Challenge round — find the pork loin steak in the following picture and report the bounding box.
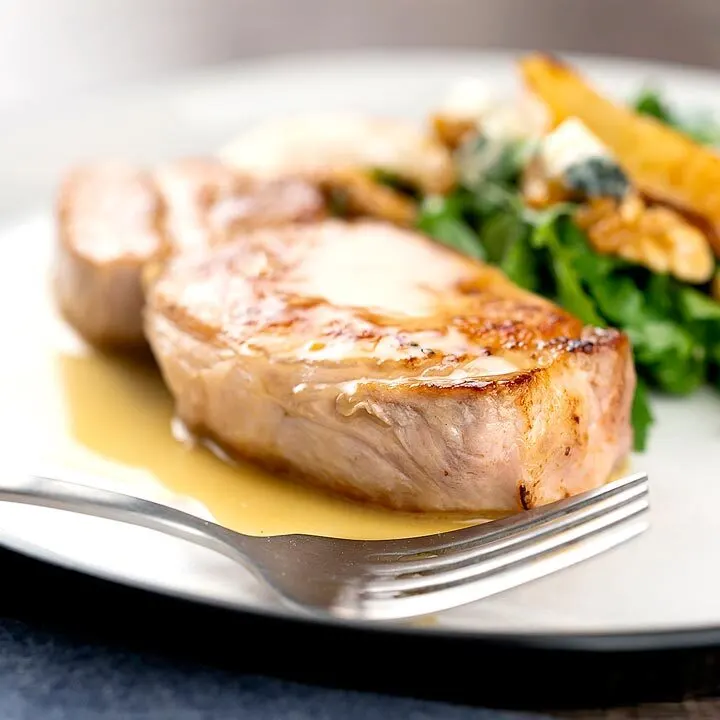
[144,219,635,513]
[54,159,326,348]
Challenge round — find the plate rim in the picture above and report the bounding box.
[3,46,720,651]
[7,45,720,136]
[4,528,720,653]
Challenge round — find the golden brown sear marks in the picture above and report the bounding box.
[145,220,634,513]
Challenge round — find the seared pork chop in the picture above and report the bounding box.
[144,220,634,513]
[55,159,325,348]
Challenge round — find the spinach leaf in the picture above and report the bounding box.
[627,320,706,395]
[472,180,524,217]
[529,213,607,326]
[633,88,674,124]
[582,270,646,328]
[417,195,485,260]
[679,286,720,322]
[499,231,541,292]
[710,343,720,390]
[678,286,720,391]
[631,378,654,452]
[478,211,526,264]
[644,273,676,318]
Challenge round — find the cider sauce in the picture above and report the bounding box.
[19,279,485,540]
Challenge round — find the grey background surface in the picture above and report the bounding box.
[2,0,720,119]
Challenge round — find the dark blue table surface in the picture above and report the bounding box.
[0,544,716,719]
[0,617,552,720]
[0,545,563,720]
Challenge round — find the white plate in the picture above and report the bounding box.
[0,49,719,650]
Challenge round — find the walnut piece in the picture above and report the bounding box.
[430,114,477,150]
[521,155,572,208]
[575,194,716,284]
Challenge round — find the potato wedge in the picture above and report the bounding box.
[520,54,720,256]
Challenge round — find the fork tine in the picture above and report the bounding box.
[364,491,649,594]
[353,511,648,620]
[368,472,649,561]
[339,493,649,620]
[369,474,649,576]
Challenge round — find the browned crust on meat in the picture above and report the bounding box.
[147,223,626,378]
[390,329,628,396]
[353,327,632,511]
[518,483,532,510]
[146,220,634,513]
[150,220,586,355]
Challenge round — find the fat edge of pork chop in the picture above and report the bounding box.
[144,219,635,514]
[54,159,326,348]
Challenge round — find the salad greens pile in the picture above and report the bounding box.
[411,93,720,452]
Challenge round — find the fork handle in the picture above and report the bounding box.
[0,472,255,566]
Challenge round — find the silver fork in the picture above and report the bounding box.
[0,471,649,621]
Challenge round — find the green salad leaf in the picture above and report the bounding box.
[633,88,673,122]
[632,88,720,390]
[631,378,654,453]
[416,195,485,259]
